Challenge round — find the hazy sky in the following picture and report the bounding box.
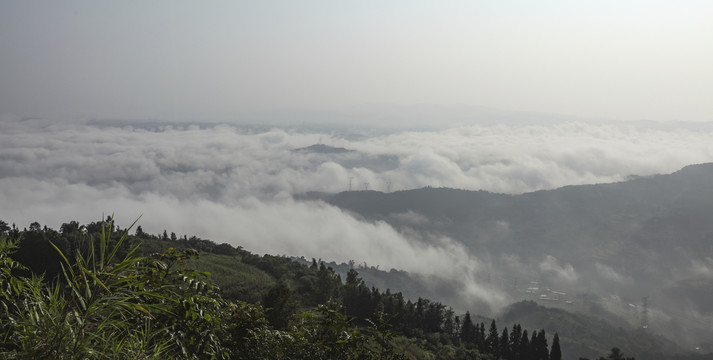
[2,1,712,123]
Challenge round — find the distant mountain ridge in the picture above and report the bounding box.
[299,162,713,351]
[292,144,354,154]
[321,162,713,279]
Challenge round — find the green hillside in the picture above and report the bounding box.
[1,217,710,359]
[309,163,713,350]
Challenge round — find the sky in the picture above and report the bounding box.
[2,1,713,312]
[1,1,712,123]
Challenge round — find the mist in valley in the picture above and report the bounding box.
[2,114,713,352]
[3,1,713,358]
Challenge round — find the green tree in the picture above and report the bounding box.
[443,308,456,341]
[423,300,444,333]
[510,324,522,360]
[599,347,635,360]
[476,322,486,352]
[262,282,297,330]
[29,221,41,231]
[314,262,341,305]
[135,225,146,237]
[486,319,500,357]
[13,222,65,279]
[500,327,510,360]
[460,311,476,345]
[59,221,82,235]
[550,332,562,360]
[519,329,531,360]
[344,268,373,321]
[536,329,549,360]
[0,220,12,235]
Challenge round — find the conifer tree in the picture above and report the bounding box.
[530,330,541,359]
[519,329,530,360]
[536,329,549,360]
[510,324,522,360]
[423,301,444,333]
[476,322,487,352]
[454,315,461,344]
[486,319,500,357]
[460,311,476,344]
[500,327,510,360]
[443,308,455,339]
[601,347,635,360]
[416,298,425,330]
[550,333,562,360]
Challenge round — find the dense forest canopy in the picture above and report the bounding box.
[0,217,708,360]
[0,216,664,359]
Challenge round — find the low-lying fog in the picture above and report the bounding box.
[2,114,713,329]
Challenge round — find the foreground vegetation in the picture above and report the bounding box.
[0,217,641,359]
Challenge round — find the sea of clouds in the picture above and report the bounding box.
[2,113,712,311]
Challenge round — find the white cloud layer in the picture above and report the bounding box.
[2,115,713,311]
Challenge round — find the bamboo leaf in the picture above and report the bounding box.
[83,267,110,294]
[107,215,141,266]
[133,304,156,319]
[48,240,73,274]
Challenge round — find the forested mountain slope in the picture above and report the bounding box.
[323,163,713,280]
[300,163,713,351]
[2,218,708,359]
